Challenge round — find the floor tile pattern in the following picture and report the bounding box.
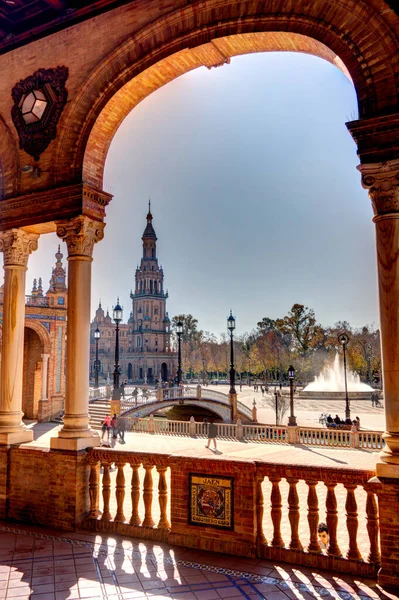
[0,525,397,600]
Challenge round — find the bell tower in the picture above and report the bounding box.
[129,202,174,382]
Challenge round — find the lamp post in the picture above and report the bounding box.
[288,365,297,426]
[202,357,205,385]
[338,333,350,420]
[112,299,123,401]
[94,326,100,389]
[227,311,236,395]
[176,320,183,385]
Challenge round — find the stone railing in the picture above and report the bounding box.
[84,449,379,577]
[120,417,383,450]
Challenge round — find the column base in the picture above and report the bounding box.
[0,429,34,446]
[288,416,297,426]
[50,431,100,451]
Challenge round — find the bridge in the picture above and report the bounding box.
[89,385,253,426]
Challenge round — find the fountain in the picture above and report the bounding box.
[299,354,374,401]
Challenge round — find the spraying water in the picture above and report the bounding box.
[303,354,373,392]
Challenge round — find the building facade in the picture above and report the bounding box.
[90,206,176,384]
[0,247,67,421]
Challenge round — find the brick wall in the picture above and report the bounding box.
[7,447,90,531]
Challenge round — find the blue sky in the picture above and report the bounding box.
[26,51,378,337]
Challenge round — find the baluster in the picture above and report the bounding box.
[114,462,126,523]
[306,480,321,553]
[101,461,112,522]
[269,476,284,547]
[143,463,155,527]
[130,463,141,525]
[364,485,381,564]
[88,460,102,518]
[287,478,303,550]
[256,476,267,545]
[344,484,362,559]
[325,483,341,556]
[157,466,171,529]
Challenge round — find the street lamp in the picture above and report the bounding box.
[176,320,183,385]
[227,311,236,395]
[94,326,100,389]
[112,299,123,400]
[288,365,297,426]
[338,333,350,420]
[202,357,205,385]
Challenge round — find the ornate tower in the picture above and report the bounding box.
[129,202,174,382]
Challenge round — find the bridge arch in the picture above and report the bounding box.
[123,399,231,421]
[51,0,399,190]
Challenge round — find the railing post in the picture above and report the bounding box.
[142,463,155,527]
[364,484,381,565]
[325,483,341,556]
[148,414,155,433]
[269,476,284,547]
[129,463,141,526]
[236,418,243,441]
[101,461,112,522]
[351,429,359,448]
[88,459,101,518]
[189,416,196,437]
[306,480,321,553]
[287,478,303,550]
[157,387,163,401]
[287,426,299,444]
[344,484,362,560]
[157,466,171,529]
[196,385,202,399]
[114,461,126,523]
[256,475,267,545]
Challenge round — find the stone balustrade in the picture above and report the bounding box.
[119,417,383,450]
[84,449,379,577]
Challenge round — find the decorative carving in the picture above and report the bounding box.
[56,216,105,258]
[0,229,38,267]
[359,159,399,218]
[11,67,69,161]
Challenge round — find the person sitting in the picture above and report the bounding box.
[355,416,361,428]
[318,522,329,551]
[326,414,333,424]
[345,417,352,425]
[334,414,341,425]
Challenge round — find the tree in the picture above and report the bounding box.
[265,390,290,425]
[171,314,201,343]
[275,304,325,356]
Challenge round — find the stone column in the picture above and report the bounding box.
[51,216,105,451]
[40,353,50,401]
[0,229,39,444]
[360,159,399,477]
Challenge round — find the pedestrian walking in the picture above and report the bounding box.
[205,419,218,450]
[120,382,125,398]
[101,415,111,444]
[118,416,126,442]
[111,413,118,439]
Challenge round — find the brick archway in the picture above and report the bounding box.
[51,0,399,190]
[24,320,51,355]
[0,115,20,200]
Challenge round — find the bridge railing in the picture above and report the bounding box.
[243,424,288,443]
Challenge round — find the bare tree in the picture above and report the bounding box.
[265,389,290,425]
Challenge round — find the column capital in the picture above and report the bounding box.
[0,229,39,267]
[56,216,105,258]
[358,159,399,218]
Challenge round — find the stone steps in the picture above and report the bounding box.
[89,400,111,429]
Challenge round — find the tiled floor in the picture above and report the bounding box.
[0,524,397,600]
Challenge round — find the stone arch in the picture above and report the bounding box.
[24,320,51,354]
[52,0,399,190]
[23,327,43,420]
[124,399,231,421]
[0,115,20,200]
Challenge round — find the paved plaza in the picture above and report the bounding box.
[0,523,398,600]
